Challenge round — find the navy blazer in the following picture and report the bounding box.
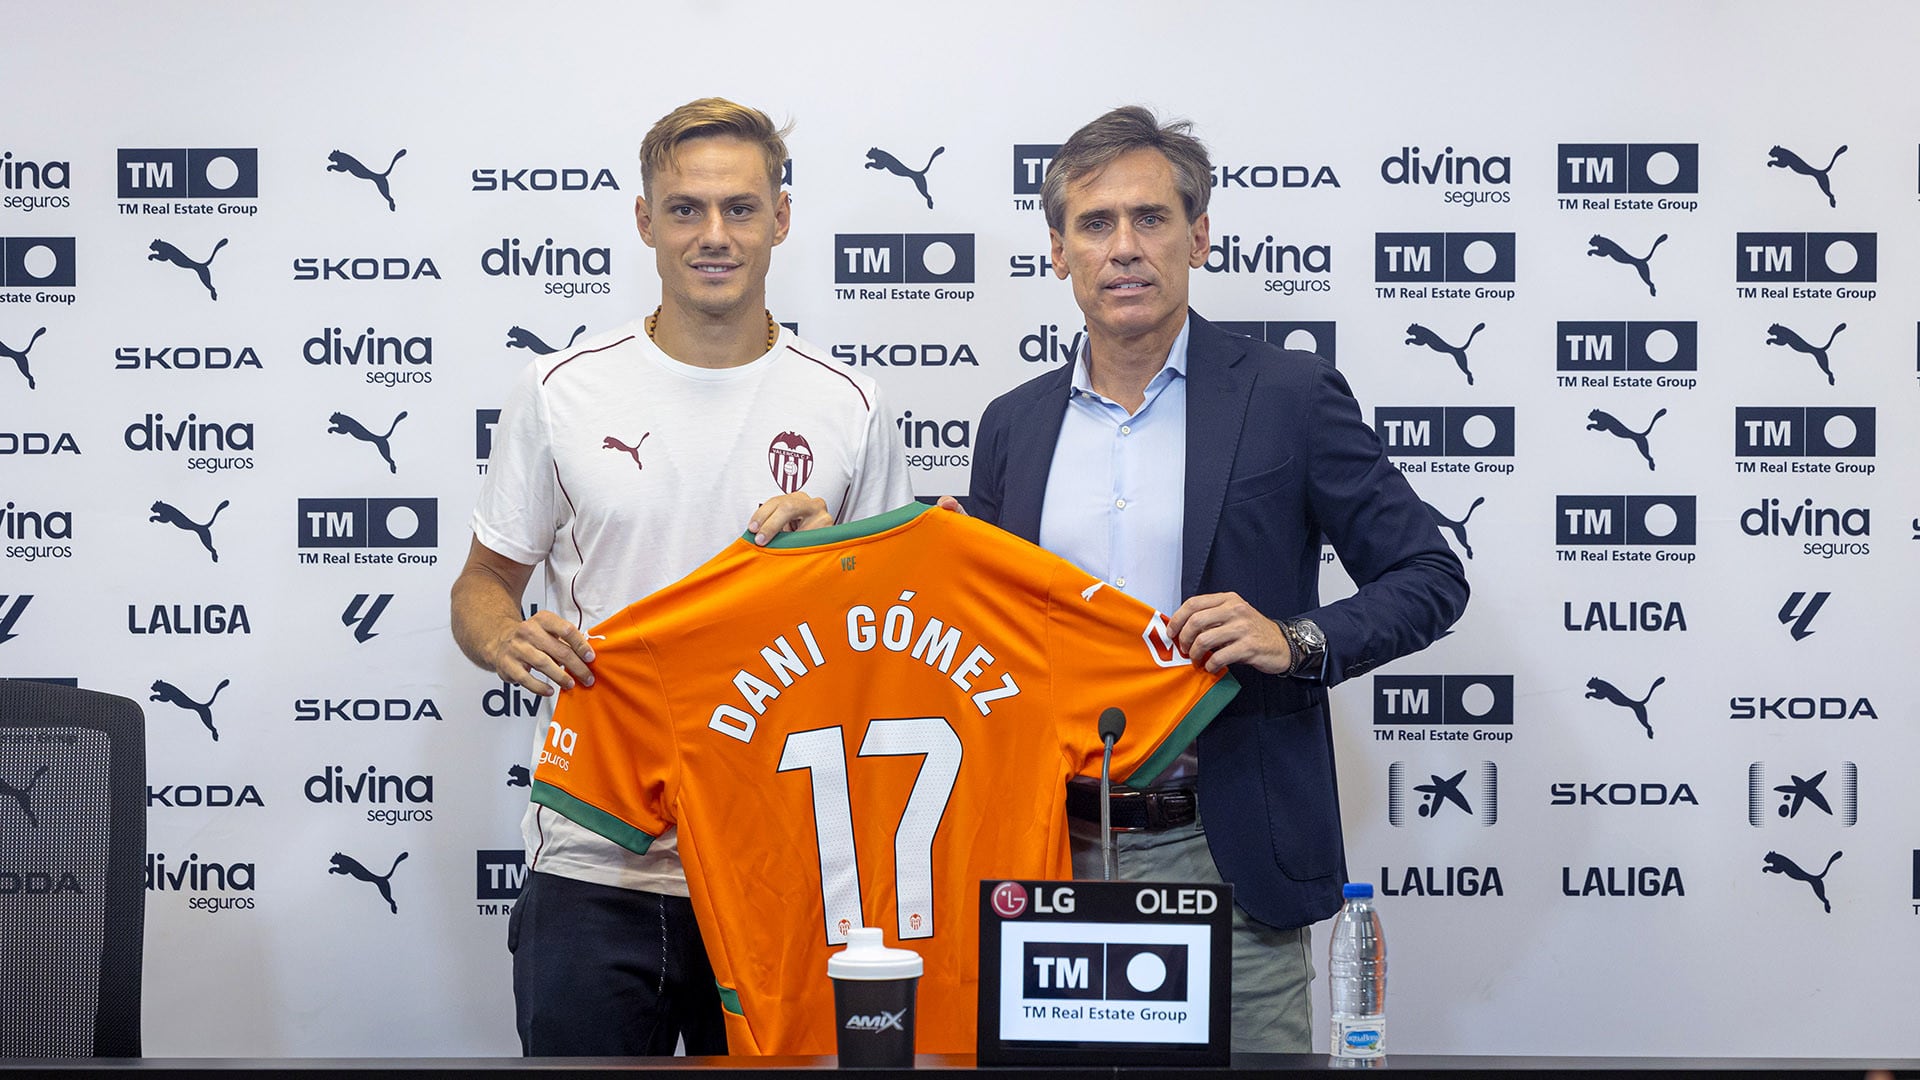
[969,311,1469,929]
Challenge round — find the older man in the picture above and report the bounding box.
[968,106,1467,1051]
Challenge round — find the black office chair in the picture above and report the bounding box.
[0,679,146,1057]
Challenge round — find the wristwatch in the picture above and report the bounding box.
[1278,617,1326,678]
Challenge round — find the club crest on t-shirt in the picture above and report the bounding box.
[769,431,813,493]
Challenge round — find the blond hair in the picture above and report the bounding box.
[639,97,790,197]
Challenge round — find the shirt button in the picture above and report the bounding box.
[1115,577,1128,588]
[1120,425,1132,435]
[1115,498,1127,510]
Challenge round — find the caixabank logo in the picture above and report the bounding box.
[1735,233,1877,301]
[1376,406,1516,478]
[1555,321,1698,390]
[123,411,254,474]
[296,497,438,567]
[1733,407,1876,476]
[1202,233,1332,297]
[3,150,71,213]
[146,851,257,913]
[1010,144,1060,209]
[1374,232,1515,301]
[1387,760,1497,826]
[1748,761,1857,827]
[1556,143,1700,210]
[1214,321,1337,364]
[117,148,259,213]
[1373,675,1514,745]
[305,326,432,388]
[833,233,976,301]
[1379,144,1510,206]
[1,236,76,305]
[4,501,72,563]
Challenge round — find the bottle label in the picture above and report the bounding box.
[1331,1015,1385,1058]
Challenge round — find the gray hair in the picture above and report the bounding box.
[1041,106,1212,233]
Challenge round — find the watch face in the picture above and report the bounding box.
[1296,620,1325,649]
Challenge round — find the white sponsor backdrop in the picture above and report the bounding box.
[3,0,1917,1059]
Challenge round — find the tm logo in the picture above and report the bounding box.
[1558,143,1699,193]
[1778,591,1830,641]
[1374,232,1514,282]
[834,233,975,284]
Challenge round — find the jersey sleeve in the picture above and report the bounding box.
[470,359,559,566]
[529,631,678,855]
[840,378,916,520]
[1045,563,1240,785]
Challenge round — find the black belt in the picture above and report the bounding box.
[1065,777,1197,833]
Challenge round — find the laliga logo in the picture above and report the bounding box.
[990,881,1028,918]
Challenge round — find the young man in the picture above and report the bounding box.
[451,98,913,1056]
[967,106,1468,1051]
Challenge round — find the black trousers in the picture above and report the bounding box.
[508,870,728,1056]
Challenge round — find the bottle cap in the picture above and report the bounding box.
[1342,882,1375,899]
[827,927,924,981]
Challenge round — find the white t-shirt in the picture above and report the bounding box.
[472,320,914,894]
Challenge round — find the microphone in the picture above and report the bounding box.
[1097,708,1126,882]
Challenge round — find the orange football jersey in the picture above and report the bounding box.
[531,503,1238,1055]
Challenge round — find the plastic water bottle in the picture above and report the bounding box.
[1328,882,1386,1066]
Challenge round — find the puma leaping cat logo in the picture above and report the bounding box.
[2,326,46,389]
[506,764,531,788]
[1587,233,1666,296]
[328,411,407,473]
[150,499,230,562]
[1404,322,1483,385]
[148,238,228,300]
[0,765,49,827]
[602,433,650,471]
[1765,322,1845,386]
[1585,676,1664,739]
[1763,850,1841,913]
[327,148,407,211]
[505,324,587,355]
[1424,496,1485,559]
[329,851,409,913]
[1767,144,1846,208]
[150,677,230,742]
[1587,408,1666,471]
[865,146,945,209]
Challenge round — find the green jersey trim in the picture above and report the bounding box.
[530,782,655,855]
[1122,672,1241,786]
[743,501,930,550]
